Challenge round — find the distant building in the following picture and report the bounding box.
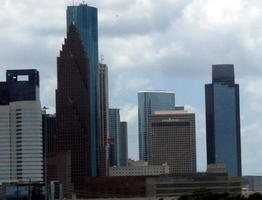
[146,173,241,197]
[109,163,170,176]
[109,108,121,166]
[42,113,56,154]
[205,64,241,177]
[99,63,109,176]
[108,137,116,167]
[67,4,100,176]
[120,121,128,166]
[0,69,43,183]
[243,176,262,192]
[148,109,196,174]
[138,90,175,161]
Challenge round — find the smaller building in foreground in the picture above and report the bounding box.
[146,165,241,197]
[109,163,170,176]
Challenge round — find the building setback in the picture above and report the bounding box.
[138,91,175,161]
[120,121,128,166]
[205,64,241,177]
[148,110,196,174]
[55,24,91,192]
[109,108,120,166]
[98,63,109,176]
[0,69,43,183]
[67,4,100,176]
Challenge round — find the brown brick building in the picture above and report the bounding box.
[148,110,196,174]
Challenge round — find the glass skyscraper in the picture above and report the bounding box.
[67,4,99,176]
[205,64,241,177]
[138,90,175,161]
[109,108,121,166]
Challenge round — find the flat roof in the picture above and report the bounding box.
[138,90,174,94]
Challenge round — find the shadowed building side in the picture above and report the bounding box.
[55,24,91,192]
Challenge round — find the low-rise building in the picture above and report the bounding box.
[109,163,170,176]
[146,172,241,197]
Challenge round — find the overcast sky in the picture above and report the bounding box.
[1,0,262,175]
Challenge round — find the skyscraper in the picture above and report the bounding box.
[0,69,43,183]
[67,4,100,176]
[120,121,128,166]
[138,90,175,161]
[109,108,120,166]
[148,110,196,173]
[56,24,91,190]
[205,64,241,177]
[99,63,109,176]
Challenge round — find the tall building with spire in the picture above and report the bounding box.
[205,64,241,177]
[56,24,91,190]
[67,4,100,176]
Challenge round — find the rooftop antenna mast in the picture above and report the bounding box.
[100,55,104,64]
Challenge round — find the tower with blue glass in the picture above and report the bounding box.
[205,64,241,177]
[67,4,100,176]
[138,90,175,161]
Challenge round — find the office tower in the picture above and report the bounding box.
[138,90,175,161]
[148,110,196,174]
[205,64,241,177]
[56,24,91,190]
[0,69,43,183]
[99,63,109,176]
[42,112,56,154]
[67,4,100,176]
[108,137,116,167]
[119,122,128,166]
[109,108,120,166]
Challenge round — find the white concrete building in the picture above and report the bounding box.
[0,70,43,183]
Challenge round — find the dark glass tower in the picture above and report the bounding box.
[119,121,128,166]
[56,24,91,190]
[67,4,99,176]
[109,108,120,166]
[205,64,241,177]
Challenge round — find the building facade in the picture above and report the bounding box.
[146,173,241,197]
[42,113,56,154]
[67,4,100,176]
[98,63,109,176]
[55,25,92,191]
[120,121,128,166]
[205,64,241,177]
[0,69,43,183]
[109,163,170,176]
[148,110,196,174]
[138,91,175,161]
[109,108,121,166]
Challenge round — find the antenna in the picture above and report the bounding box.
[100,55,104,64]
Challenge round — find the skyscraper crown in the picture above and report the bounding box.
[212,64,235,84]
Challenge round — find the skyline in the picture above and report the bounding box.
[1,0,262,175]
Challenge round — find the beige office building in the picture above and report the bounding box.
[148,109,196,174]
[109,162,170,176]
